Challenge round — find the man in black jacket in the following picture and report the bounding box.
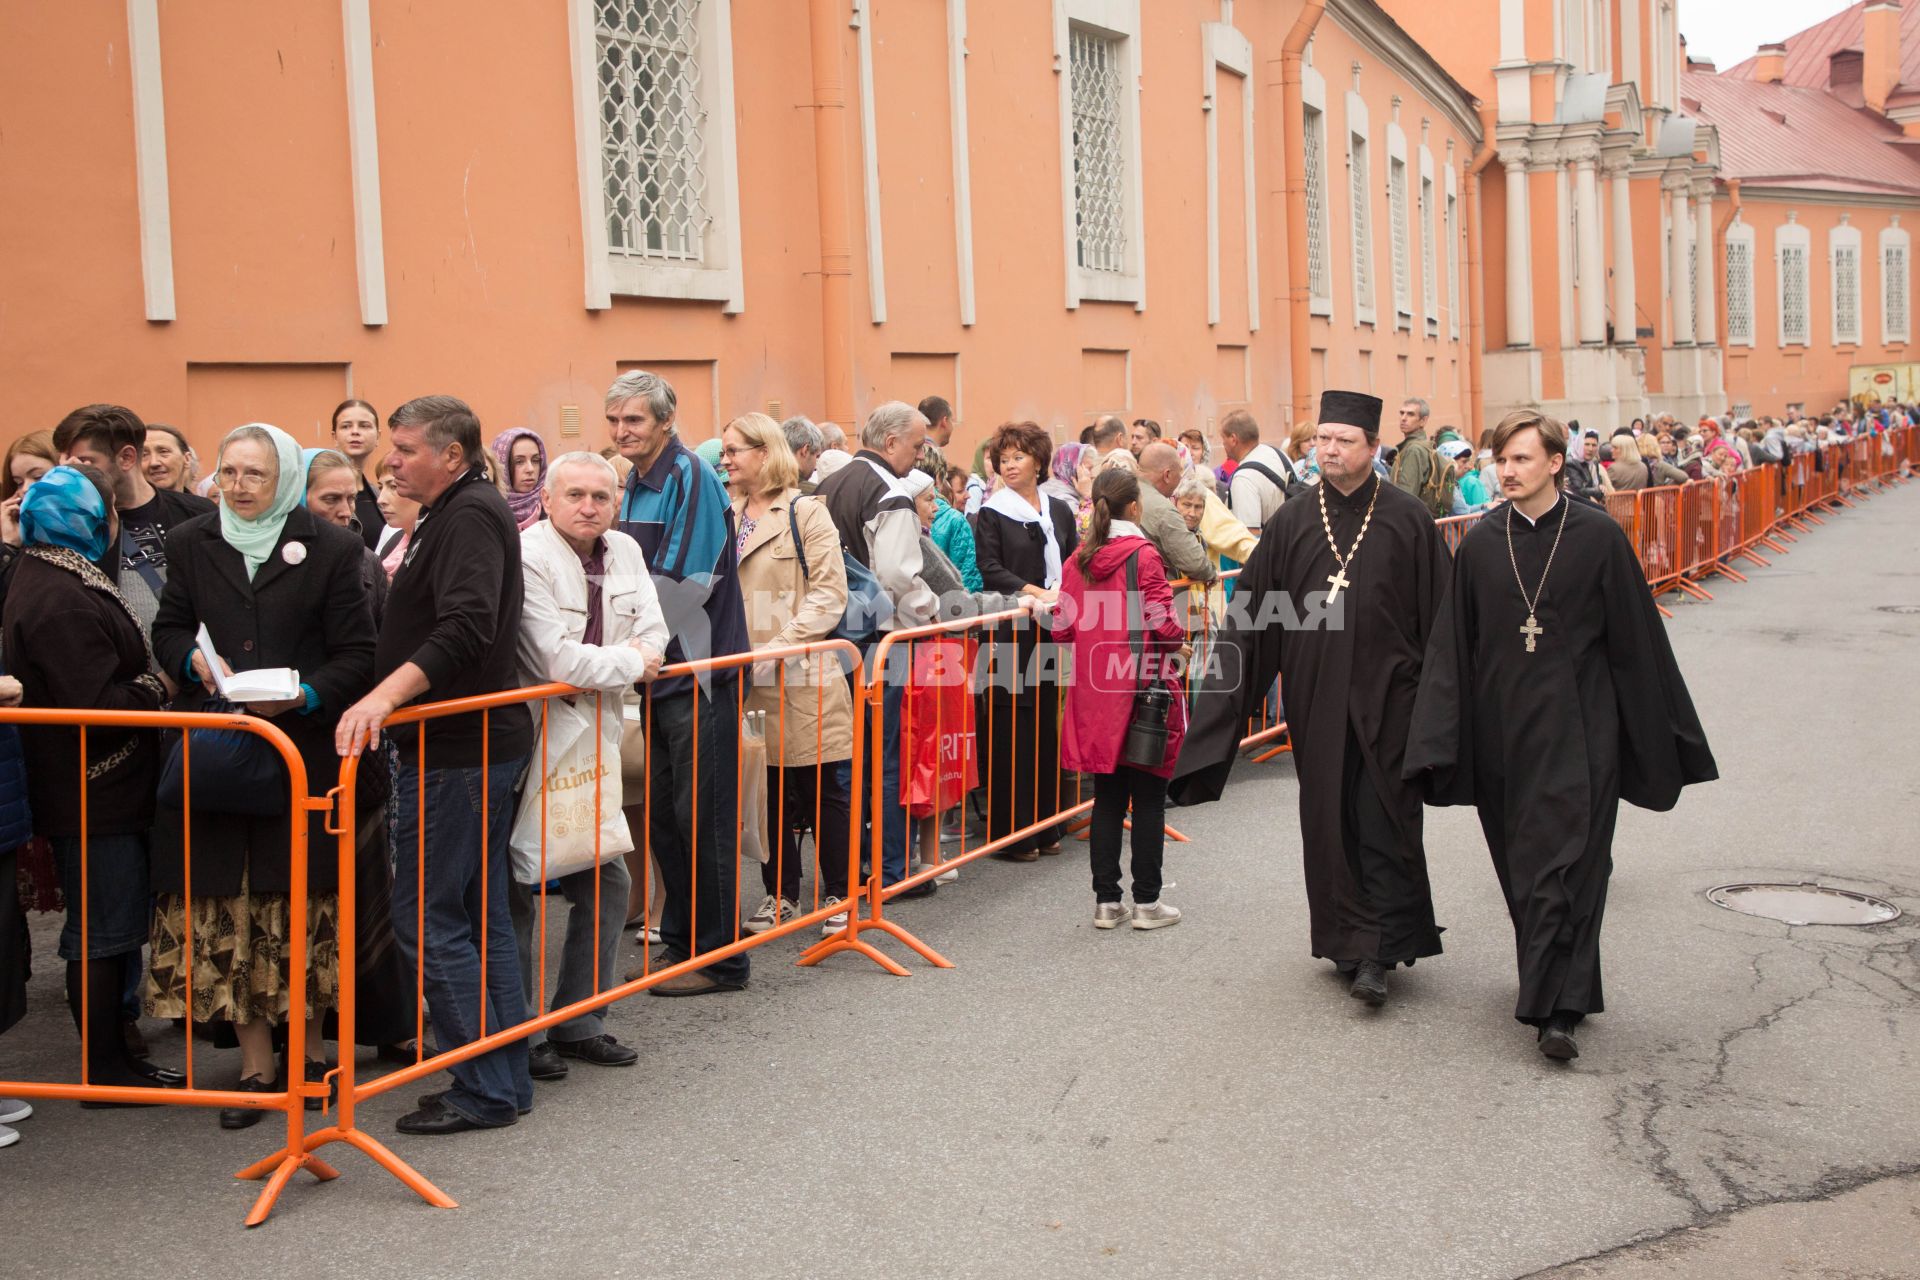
[336,395,535,1136]
[53,403,214,634]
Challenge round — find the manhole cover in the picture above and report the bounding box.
[1706,882,1902,926]
[1878,605,1920,615]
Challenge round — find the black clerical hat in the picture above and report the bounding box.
[1318,390,1383,436]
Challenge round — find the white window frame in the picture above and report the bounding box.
[1419,144,1438,337]
[1444,161,1460,340]
[1302,61,1333,318]
[567,0,745,312]
[1776,219,1811,348]
[1882,220,1911,344]
[1346,90,1377,327]
[1054,0,1146,310]
[1386,121,1411,329]
[1202,16,1258,330]
[1830,221,1863,346]
[1724,218,1755,347]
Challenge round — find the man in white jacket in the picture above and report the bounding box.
[512,451,667,1082]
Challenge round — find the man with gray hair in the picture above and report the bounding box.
[1089,414,1127,458]
[815,401,940,902]
[511,451,667,1079]
[606,369,752,994]
[1388,396,1452,518]
[781,415,824,494]
[1135,442,1216,585]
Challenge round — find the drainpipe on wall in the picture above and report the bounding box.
[1464,101,1497,439]
[1280,0,1327,433]
[1716,177,1742,236]
[809,0,857,426]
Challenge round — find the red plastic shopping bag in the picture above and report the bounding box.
[901,637,978,818]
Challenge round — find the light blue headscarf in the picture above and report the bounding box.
[217,423,306,579]
[18,465,112,562]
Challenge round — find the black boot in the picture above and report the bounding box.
[1348,958,1389,1006]
[1538,1011,1581,1062]
[67,957,178,1104]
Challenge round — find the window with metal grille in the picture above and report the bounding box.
[1420,174,1437,335]
[1445,189,1459,339]
[1724,235,1754,345]
[1886,241,1910,341]
[1070,29,1128,275]
[1834,244,1861,344]
[1350,133,1373,321]
[1389,157,1410,325]
[1780,244,1809,345]
[1304,105,1331,308]
[597,0,708,262]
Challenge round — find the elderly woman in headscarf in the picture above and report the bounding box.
[1041,441,1097,523]
[145,423,375,1130]
[2,464,184,1096]
[1558,429,1612,503]
[491,428,548,531]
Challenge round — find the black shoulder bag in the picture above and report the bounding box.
[1119,552,1172,770]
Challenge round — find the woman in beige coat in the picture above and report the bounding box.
[721,413,856,936]
[1607,434,1690,490]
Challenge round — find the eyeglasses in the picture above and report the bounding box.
[719,444,764,461]
[215,468,274,493]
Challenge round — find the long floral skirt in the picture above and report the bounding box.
[143,870,339,1028]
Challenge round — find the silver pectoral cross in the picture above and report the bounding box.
[1326,567,1351,603]
[1520,613,1543,653]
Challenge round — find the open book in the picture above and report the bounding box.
[196,623,301,703]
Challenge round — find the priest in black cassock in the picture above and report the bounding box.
[1172,390,1450,1006]
[1404,410,1716,1062]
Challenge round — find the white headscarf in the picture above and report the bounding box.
[984,486,1063,589]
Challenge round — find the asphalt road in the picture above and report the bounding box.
[4,481,1917,1279]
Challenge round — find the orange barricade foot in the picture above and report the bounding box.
[1252,742,1294,764]
[1676,580,1713,602]
[1162,821,1190,843]
[796,924,912,976]
[855,915,955,969]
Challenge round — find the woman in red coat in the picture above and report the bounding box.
[1056,469,1189,930]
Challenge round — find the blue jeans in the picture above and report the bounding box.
[50,833,150,962]
[391,759,533,1127]
[647,680,749,985]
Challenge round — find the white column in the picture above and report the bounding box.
[1693,180,1716,345]
[1573,143,1606,344]
[1606,150,1636,343]
[1667,174,1694,345]
[1501,145,1534,347]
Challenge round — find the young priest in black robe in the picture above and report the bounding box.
[1404,410,1716,1062]
[1172,391,1451,1006]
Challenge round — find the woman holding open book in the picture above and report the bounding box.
[147,423,375,1130]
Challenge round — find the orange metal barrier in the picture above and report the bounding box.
[0,707,329,1225]
[239,640,871,1220]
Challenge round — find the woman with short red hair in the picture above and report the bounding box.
[973,421,1079,861]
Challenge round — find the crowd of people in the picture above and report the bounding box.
[3,371,1879,1148]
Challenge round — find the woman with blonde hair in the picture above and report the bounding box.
[719,412,856,936]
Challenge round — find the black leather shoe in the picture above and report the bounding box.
[124,1056,187,1088]
[417,1089,531,1118]
[552,1034,638,1067]
[1539,1013,1580,1061]
[893,878,939,900]
[395,1098,511,1135]
[527,1041,569,1081]
[1348,959,1389,1006]
[219,1074,279,1130]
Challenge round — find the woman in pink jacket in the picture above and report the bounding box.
[1056,469,1189,930]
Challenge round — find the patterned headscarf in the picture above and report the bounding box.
[18,465,112,562]
[491,428,548,530]
[1050,442,1087,488]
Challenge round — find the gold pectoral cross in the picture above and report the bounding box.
[1520,613,1543,653]
[1326,567,1351,602]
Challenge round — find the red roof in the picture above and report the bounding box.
[1683,68,1920,196]
[1723,1,1920,90]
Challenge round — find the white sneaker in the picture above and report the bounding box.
[1131,900,1182,930]
[0,1099,30,1124]
[0,1123,16,1149]
[820,896,849,937]
[744,895,795,934]
[934,864,959,884]
[1093,902,1133,929]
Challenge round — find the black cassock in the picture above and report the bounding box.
[1172,473,1450,967]
[1404,493,1717,1024]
